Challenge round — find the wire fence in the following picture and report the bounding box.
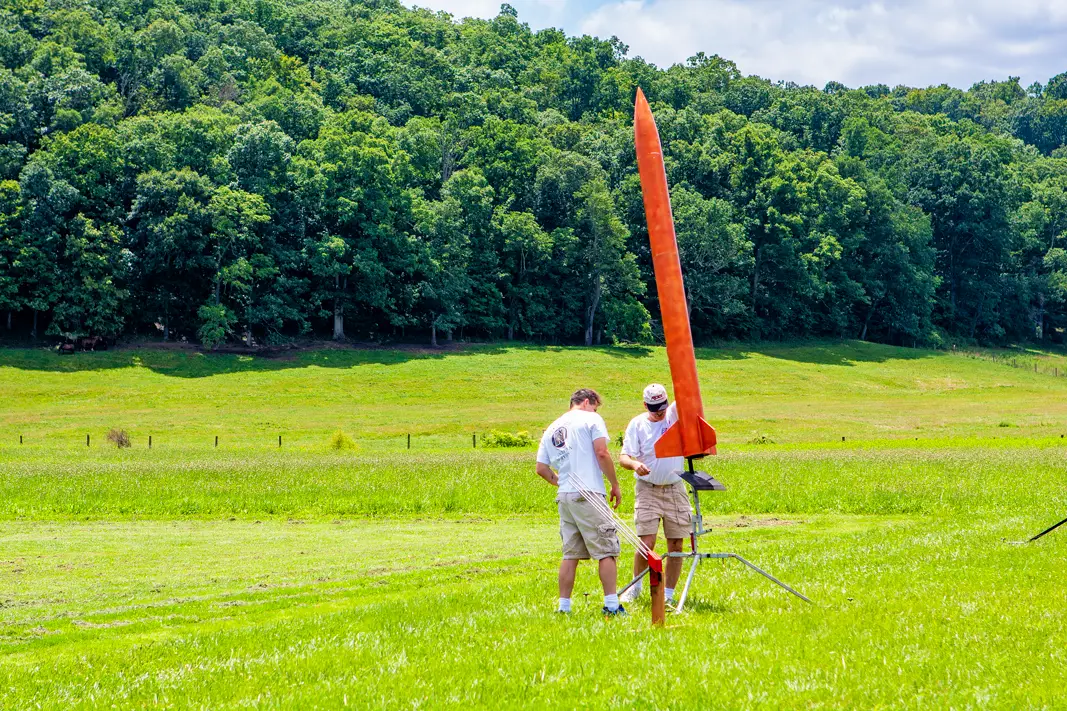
[3,431,533,451]
[950,346,1067,379]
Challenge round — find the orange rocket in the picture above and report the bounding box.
[634,88,717,460]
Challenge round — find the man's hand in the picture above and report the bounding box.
[633,462,651,477]
[593,437,622,510]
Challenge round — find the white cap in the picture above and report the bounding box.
[643,383,669,409]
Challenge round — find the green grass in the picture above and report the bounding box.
[2,446,1066,520]
[3,341,1067,708]
[4,340,1067,448]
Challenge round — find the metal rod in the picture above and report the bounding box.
[1029,516,1067,542]
[727,554,812,603]
[617,567,650,596]
[675,555,700,612]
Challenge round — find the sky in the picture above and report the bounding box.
[405,0,1067,90]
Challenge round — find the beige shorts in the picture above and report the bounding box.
[557,492,621,560]
[634,480,692,539]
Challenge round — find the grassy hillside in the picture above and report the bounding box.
[2,340,1067,449]
[4,341,1067,709]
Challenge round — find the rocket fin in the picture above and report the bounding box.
[699,416,718,456]
[654,417,719,458]
[654,422,684,459]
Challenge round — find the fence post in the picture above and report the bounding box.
[473,433,477,448]
[86,434,90,447]
[149,435,152,448]
[407,434,411,449]
[215,435,218,448]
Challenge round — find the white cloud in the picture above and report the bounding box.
[580,0,1067,88]
[407,0,572,28]
[408,0,1067,88]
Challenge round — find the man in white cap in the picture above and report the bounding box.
[618,383,691,604]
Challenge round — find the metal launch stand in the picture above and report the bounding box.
[619,458,811,611]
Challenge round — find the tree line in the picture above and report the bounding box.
[0,0,1065,348]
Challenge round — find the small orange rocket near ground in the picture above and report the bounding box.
[634,87,717,460]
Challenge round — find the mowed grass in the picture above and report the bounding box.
[3,341,1067,708]
[3,513,1067,708]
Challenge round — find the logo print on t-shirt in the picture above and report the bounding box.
[551,427,567,449]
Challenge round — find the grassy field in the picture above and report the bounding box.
[3,340,1067,448]
[3,341,1067,709]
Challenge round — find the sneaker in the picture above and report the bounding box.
[602,604,627,616]
[620,586,640,604]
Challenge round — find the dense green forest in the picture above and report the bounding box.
[0,0,1066,347]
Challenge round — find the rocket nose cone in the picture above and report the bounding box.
[635,87,648,111]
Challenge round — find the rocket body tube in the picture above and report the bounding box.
[634,88,716,459]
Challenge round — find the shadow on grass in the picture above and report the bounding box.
[681,598,731,615]
[0,338,941,378]
[0,341,658,377]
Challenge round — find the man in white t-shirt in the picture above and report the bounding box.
[618,383,692,604]
[536,388,625,615]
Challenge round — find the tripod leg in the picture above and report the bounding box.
[675,556,700,613]
[1029,516,1067,542]
[729,554,812,603]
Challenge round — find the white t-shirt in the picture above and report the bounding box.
[537,409,610,494]
[621,403,684,485]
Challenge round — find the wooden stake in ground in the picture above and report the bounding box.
[648,552,665,625]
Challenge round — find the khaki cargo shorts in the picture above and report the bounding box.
[557,492,621,560]
[634,480,692,539]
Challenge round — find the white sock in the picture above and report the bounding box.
[604,593,620,611]
[558,598,572,613]
[665,588,675,601]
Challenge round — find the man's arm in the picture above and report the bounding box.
[620,421,650,476]
[619,453,651,477]
[536,462,558,487]
[593,437,622,509]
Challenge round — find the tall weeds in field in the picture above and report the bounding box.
[106,429,131,448]
[481,431,535,448]
[328,431,357,450]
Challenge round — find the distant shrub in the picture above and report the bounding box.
[748,433,775,445]
[328,430,358,450]
[482,430,535,448]
[107,429,131,448]
[615,433,624,447]
[998,421,1014,428]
